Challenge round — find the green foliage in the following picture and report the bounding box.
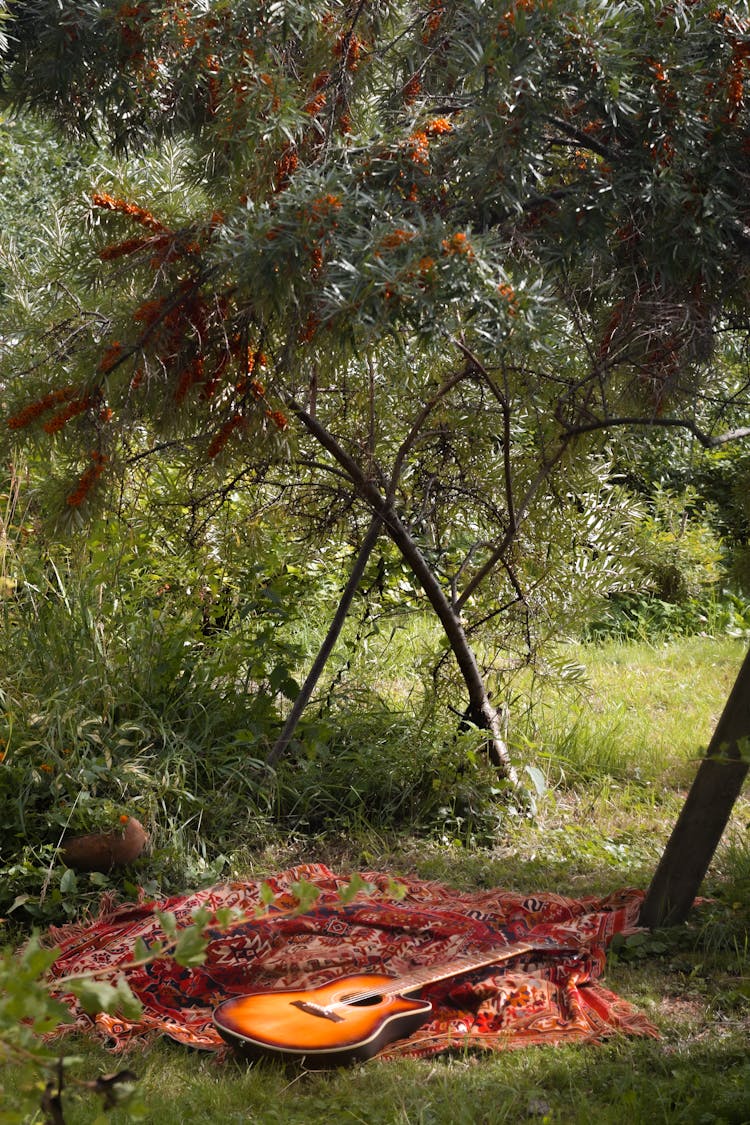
[0,8,748,1110]
[580,482,750,641]
[0,112,97,301]
[587,587,750,643]
[628,487,723,602]
[1,0,749,630]
[0,462,328,922]
[0,875,390,1124]
[4,0,749,374]
[276,701,513,842]
[514,635,747,791]
[0,932,144,1123]
[1,633,748,1121]
[0,448,548,921]
[0,902,227,1121]
[2,1,750,811]
[4,841,749,1125]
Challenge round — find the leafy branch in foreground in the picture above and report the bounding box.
[1,901,245,1122]
[0,873,402,1123]
[0,913,220,1125]
[0,931,145,1123]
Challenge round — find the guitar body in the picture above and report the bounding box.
[213,973,432,1066]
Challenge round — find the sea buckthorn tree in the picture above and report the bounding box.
[1,0,750,811]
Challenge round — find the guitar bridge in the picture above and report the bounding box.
[291,999,344,1022]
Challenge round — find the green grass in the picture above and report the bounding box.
[519,635,746,788]
[3,635,750,1123]
[5,1034,749,1125]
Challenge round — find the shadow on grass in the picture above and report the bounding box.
[35,1020,750,1125]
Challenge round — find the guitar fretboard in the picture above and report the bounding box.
[322,940,584,1011]
[381,940,536,1000]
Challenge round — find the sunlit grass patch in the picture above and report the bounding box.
[517,636,746,788]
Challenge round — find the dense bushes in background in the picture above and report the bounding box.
[1,441,747,926]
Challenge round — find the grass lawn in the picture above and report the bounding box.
[3,637,749,1123]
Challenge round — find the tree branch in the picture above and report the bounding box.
[560,414,750,448]
[266,513,383,768]
[447,340,570,613]
[543,114,615,161]
[387,361,474,499]
[283,393,518,781]
[455,439,570,611]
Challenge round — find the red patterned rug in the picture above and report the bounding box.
[44,864,658,1059]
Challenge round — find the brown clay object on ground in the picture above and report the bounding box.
[61,817,149,873]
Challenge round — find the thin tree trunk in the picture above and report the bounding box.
[287,398,519,784]
[639,646,750,927]
[265,515,382,768]
[380,505,519,784]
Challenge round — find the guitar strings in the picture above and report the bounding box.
[320,941,581,1012]
[318,944,540,1011]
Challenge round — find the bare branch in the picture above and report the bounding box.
[543,114,615,161]
[283,393,518,781]
[387,361,474,500]
[560,414,750,448]
[456,439,570,611]
[266,513,383,768]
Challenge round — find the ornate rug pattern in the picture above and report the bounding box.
[45,863,658,1059]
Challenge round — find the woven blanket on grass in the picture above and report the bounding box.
[45,863,657,1059]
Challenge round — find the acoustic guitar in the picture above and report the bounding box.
[213,939,577,1066]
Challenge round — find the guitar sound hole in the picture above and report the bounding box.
[344,993,383,1007]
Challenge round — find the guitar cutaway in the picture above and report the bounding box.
[213,973,432,1066]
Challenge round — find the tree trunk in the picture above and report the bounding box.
[639,645,750,928]
[265,515,382,768]
[380,506,519,785]
[288,400,519,783]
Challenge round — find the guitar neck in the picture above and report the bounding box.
[381,940,538,1000]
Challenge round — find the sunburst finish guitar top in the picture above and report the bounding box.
[213,939,574,1066]
[213,973,432,1065]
